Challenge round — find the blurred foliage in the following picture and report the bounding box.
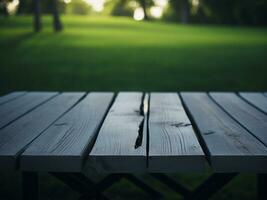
[0,0,11,16]
[14,0,66,14]
[200,0,267,25]
[110,0,153,18]
[111,0,133,17]
[1,0,266,25]
[65,0,91,15]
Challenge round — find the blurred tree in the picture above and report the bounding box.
[139,0,148,20]
[1,0,266,26]
[201,0,267,25]
[33,0,41,32]
[111,0,133,16]
[252,0,267,25]
[52,0,62,31]
[29,0,63,32]
[68,0,91,15]
[140,0,154,20]
[0,0,9,16]
[111,0,154,19]
[169,0,190,24]
[17,0,33,14]
[190,0,206,23]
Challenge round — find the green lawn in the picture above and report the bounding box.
[0,15,266,199]
[0,15,267,94]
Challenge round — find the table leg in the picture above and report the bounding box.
[22,172,39,200]
[258,174,267,200]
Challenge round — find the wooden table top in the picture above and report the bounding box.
[0,91,266,173]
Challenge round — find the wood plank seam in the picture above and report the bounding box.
[178,92,212,165]
[79,92,116,169]
[0,92,59,130]
[21,92,114,172]
[17,92,87,169]
[208,92,267,148]
[146,93,150,168]
[181,92,267,172]
[238,93,267,115]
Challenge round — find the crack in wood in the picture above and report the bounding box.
[203,130,215,135]
[54,122,68,126]
[171,122,191,128]
[135,119,144,149]
[139,101,144,116]
[135,93,146,149]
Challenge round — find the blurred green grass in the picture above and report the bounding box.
[0,15,266,199]
[0,15,267,93]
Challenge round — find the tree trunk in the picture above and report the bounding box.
[52,0,62,32]
[140,0,148,20]
[180,0,189,24]
[33,0,41,32]
[2,0,9,17]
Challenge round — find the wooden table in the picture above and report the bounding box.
[0,91,266,199]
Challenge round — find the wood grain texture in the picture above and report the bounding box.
[181,92,267,172]
[0,92,26,105]
[239,92,267,114]
[0,93,84,171]
[210,92,267,147]
[21,93,114,172]
[87,92,147,173]
[0,92,57,129]
[148,93,205,172]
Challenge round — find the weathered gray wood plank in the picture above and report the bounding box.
[0,92,84,171]
[0,92,57,129]
[148,93,205,172]
[181,92,267,172]
[21,93,114,172]
[0,92,26,105]
[210,92,267,147]
[239,92,267,114]
[87,92,147,173]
